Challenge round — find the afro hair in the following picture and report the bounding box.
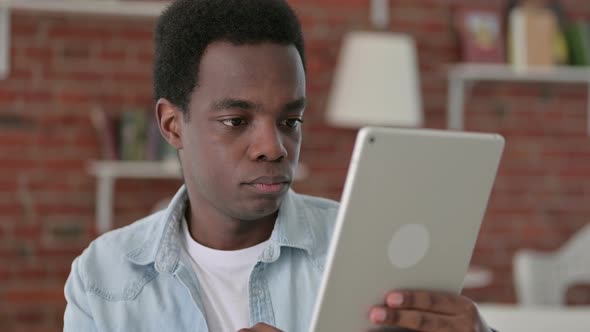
[153,0,306,114]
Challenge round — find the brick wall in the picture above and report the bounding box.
[1,0,590,331]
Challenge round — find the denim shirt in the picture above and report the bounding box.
[64,185,339,332]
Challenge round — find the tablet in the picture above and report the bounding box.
[309,127,504,332]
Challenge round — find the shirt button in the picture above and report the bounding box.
[252,288,263,296]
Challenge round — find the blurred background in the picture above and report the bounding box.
[1,0,590,331]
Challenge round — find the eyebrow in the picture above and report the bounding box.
[211,98,259,111]
[284,97,307,113]
[210,97,307,113]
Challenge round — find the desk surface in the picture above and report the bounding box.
[478,304,590,332]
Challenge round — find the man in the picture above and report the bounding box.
[64,0,495,331]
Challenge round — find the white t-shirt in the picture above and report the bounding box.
[181,218,268,332]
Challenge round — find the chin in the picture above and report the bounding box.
[239,195,284,221]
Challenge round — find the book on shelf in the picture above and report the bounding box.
[145,116,178,161]
[564,22,590,66]
[507,1,562,69]
[90,107,118,160]
[145,116,160,161]
[119,110,148,161]
[90,108,177,162]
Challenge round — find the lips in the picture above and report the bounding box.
[247,175,291,185]
[244,175,291,194]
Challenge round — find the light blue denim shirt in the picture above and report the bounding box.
[64,185,339,332]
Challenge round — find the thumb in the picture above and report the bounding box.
[237,323,283,332]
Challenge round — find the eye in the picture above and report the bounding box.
[282,118,303,129]
[220,118,248,127]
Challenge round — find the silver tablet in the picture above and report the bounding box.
[310,127,504,332]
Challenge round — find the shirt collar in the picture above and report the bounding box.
[124,185,188,274]
[262,187,315,262]
[125,185,316,272]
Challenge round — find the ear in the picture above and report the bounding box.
[155,98,184,150]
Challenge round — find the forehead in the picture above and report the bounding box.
[194,41,306,100]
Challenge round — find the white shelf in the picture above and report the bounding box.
[89,160,308,181]
[447,64,590,134]
[0,0,170,17]
[477,304,590,332]
[89,160,309,234]
[89,160,182,234]
[0,1,168,80]
[89,160,182,179]
[450,63,590,83]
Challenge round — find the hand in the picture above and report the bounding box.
[369,290,490,332]
[237,323,284,332]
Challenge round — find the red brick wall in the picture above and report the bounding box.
[2,0,590,331]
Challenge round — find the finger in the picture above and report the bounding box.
[369,306,456,332]
[237,323,283,332]
[384,290,470,315]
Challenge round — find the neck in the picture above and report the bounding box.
[184,193,277,251]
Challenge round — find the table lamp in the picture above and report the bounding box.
[325,0,423,128]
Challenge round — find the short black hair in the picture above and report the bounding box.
[153,0,306,115]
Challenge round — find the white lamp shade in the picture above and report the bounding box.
[325,32,423,128]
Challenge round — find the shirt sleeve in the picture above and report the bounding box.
[63,256,99,332]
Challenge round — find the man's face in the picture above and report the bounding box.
[179,42,306,221]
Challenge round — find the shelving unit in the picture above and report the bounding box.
[0,6,8,79]
[0,0,169,17]
[89,160,309,234]
[447,63,590,135]
[89,160,182,234]
[90,160,182,179]
[0,0,169,78]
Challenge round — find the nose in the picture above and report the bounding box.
[248,124,288,162]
